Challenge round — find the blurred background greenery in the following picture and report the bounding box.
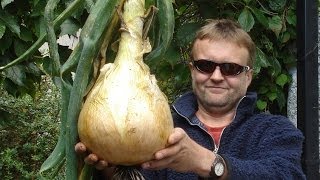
[0,0,303,178]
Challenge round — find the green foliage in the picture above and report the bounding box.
[0,0,86,97]
[0,0,296,113]
[2,0,174,178]
[0,76,62,179]
[148,0,297,114]
[0,0,299,178]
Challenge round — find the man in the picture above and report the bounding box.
[76,19,305,179]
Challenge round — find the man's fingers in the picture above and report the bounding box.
[168,128,185,145]
[95,160,109,170]
[76,143,109,170]
[75,142,87,154]
[154,142,180,160]
[84,153,99,165]
[141,157,173,170]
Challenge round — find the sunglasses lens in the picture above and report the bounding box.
[193,60,248,76]
[193,60,216,73]
[220,63,244,76]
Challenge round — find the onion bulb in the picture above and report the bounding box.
[78,0,173,166]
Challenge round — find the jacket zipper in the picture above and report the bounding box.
[172,95,246,153]
[172,105,217,152]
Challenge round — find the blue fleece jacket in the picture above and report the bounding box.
[141,91,306,180]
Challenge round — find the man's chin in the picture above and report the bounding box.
[205,92,227,100]
[202,97,228,108]
[206,87,227,94]
[205,101,227,108]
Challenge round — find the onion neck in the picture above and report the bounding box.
[114,0,146,66]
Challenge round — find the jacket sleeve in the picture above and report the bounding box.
[222,115,306,180]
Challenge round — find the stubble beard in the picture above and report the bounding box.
[193,85,240,113]
[200,91,229,108]
[193,85,227,107]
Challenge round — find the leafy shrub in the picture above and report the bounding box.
[0,0,297,115]
[147,0,297,115]
[0,76,61,179]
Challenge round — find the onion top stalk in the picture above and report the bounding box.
[78,0,174,169]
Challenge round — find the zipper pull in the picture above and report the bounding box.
[214,145,218,153]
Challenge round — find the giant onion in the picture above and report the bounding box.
[78,0,174,167]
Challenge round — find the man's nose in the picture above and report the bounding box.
[209,66,224,81]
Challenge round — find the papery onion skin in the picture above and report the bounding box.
[78,62,174,165]
[78,0,173,166]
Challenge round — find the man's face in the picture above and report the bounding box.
[190,39,253,113]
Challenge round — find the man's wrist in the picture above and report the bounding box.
[194,149,216,177]
[210,152,226,178]
[197,151,227,179]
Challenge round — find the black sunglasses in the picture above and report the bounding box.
[192,59,250,76]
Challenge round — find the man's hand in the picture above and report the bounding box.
[141,128,216,177]
[75,142,109,170]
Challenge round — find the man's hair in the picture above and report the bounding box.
[191,19,256,67]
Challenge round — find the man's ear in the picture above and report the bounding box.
[188,62,195,80]
[188,62,193,71]
[246,69,253,88]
